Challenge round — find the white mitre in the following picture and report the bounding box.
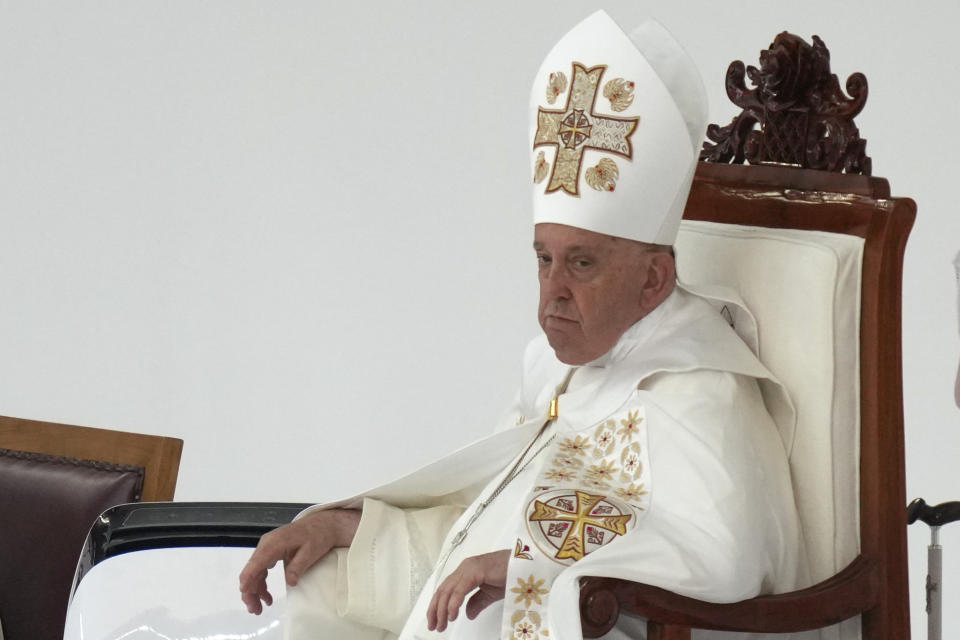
[530,11,708,245]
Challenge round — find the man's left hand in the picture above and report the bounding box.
[426,549,510,632]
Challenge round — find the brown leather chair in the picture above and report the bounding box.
[579,32,915,640]
[0,415,183,640]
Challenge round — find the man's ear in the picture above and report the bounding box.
[639,251,676,312]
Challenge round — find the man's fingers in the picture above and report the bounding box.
[428,587,446,631]
[425,550,511,629]
[238,510,361,614]
[446,577,469,625]
[465,588,497,620]
[431,568,481,632]
[283,541,323,586]
[240,584,268,615]
[427,575,455,631]
[241,591,261,615]
[426,590,438,630]
[239,537,281,589]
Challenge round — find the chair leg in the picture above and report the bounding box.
[647,622,692,640]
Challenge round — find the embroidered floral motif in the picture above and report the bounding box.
[615,482,648,507]
[552,453,584,469]
[545,71,567,105]
[514,621,537,640]
[511,610,542,640]
[585,459,619,489]
[507,403,649,639]
[514,538,534,560]
[603,78,635,112]
[511,574,549,607]
[544,467,577,483]
[620,442,643,481]
[585,158,619,191]
[617,409,642,442]
[592,420,616,458]
[557,435,592,457]
[533,151,549,184]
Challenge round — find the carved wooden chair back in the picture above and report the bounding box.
[579,32,915,640]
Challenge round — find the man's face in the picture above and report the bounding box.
[534,223,661,365]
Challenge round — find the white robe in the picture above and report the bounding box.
[287,288,809,640]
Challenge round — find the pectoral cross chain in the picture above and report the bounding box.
[434,368,576,577]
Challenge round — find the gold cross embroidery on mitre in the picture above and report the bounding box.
[534,62,639,196]
[529,490,631,561]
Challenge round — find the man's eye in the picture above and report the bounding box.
[537,254,551,265]
[573,259,592,268]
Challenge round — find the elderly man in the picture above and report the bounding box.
[240,11,807,640]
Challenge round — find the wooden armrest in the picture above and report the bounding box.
[579,554,880,638]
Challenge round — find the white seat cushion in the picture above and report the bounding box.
[676,219,863,588]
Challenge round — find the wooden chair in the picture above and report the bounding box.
[579,33,915,640]
[0,415,183,640]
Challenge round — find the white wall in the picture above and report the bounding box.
[0,1,956,637]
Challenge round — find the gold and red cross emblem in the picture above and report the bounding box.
[534,62,639,196]
[527,489,632,562]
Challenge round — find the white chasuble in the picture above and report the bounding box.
[501,399,651,640]
[288,288,809,640]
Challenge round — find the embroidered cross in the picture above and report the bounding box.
[529,490,631,561]
[534,62,639,196]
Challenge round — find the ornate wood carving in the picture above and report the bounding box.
[700,33,871,175]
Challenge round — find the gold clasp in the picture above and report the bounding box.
[549,396,559,420]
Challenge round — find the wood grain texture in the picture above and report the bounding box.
[0,415,183,501]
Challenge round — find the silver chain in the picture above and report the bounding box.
[433,368,576,578]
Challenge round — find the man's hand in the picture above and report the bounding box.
[426,549,510,632]
[238,508,361,614]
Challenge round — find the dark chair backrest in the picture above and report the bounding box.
[0,416,183,640]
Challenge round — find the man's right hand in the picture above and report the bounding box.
[239,507,361,614]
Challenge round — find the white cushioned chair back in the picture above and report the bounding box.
[676,220,864,640]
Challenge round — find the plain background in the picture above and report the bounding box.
[0,1,956,637]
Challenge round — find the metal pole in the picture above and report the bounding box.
[907,499,959,640]
[927,526,941,640]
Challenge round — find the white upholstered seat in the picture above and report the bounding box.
[677,220,865,640]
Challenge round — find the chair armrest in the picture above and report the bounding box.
[579,554,880,638]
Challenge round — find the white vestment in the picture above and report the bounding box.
[287,288,809,640]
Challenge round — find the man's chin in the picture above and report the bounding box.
[544,332,588,365]
[554,351,589,365]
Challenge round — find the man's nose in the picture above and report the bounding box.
[540,264,571,299]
